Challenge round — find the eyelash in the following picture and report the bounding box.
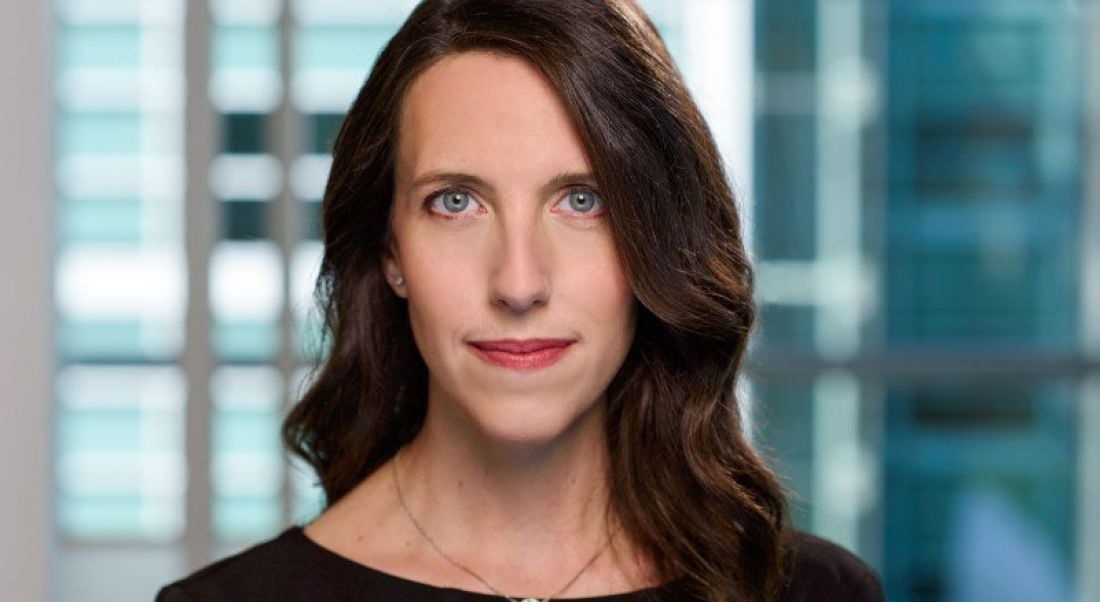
[421,187,605,220]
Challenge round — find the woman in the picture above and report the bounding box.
[159,0,884,600]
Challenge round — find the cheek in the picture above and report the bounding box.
[565,236,635,329]
[403,248,479,334]
[397,232,493,382]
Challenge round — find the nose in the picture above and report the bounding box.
[489,213,551,314]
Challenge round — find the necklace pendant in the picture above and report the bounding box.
[520,599,541,602]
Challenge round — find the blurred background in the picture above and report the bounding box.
[1,0,1098,600]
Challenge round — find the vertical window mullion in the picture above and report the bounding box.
[182,0,215,572]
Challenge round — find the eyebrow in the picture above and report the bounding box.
[408,170,599,197]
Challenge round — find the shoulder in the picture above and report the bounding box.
[778,531,886,602]
[155,527,325,602]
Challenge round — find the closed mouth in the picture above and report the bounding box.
[468,339,576,354]
[466,339,576,371]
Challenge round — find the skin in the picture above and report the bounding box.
[305,52,656,597]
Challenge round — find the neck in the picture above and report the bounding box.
[398,398,613,552]
[307,387,659,597]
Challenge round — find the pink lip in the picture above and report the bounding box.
[467,339,575,371]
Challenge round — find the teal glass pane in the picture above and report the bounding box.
[59,199,144,243]
[756,303,815,350]
[753,114,817,261]
[886,4,1080,347]
[894,246,1074,342]
[58,319,143,360]
[58,113,143,157]
[59,410,143,453]
[58,25,142,70]
[59,496,181,540]
[213,497,282,541]
[300,199,322,239]
[57,319,181,361]
[306,112,344,154]
[756,0,817,72]
[295,26,392,71]
[913,125,1037,202]
[213,320,280,361]
[290,457,325,525]
[212,401,282,541]
[55,365,185,542]
[223,113,268,153]
[883,379,1076,602]
[212,26,279,71]
[294,313,325,363]
[752,379,815,531]
[213,410,281,455]
[223,200,268,240]
[915,21,1039,83]
[292,482,325,525]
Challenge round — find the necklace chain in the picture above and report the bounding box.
[392,449,611,602]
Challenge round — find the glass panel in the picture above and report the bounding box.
[756,0,817,72]
[295,25,392,71]
[756,303,815,350]
[883,379,1077,602]
[55,246,186,361]
[209,241,284,362]
[56,366,186,541]
[58,25,143,70]
[212,26,279,71]
[291,242,325,361]
[222,112,268,154]
[753,378,816,530]
[211,366,284,542]
[305,112,344,154]
[886,4,1080,348]
[753,114,817,261]
[223,199,268,240]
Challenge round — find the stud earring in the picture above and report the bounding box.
[394,275,405,286]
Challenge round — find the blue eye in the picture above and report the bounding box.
[428,190,476,214]
[561,189,602,214]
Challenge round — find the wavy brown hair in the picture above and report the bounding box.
[283,0,791,600]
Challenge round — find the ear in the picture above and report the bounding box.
[381,240,408,299]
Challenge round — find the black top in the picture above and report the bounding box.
[157,526,884,601]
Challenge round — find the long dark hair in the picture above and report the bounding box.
[283,1,790,600]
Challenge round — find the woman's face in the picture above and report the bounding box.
[385,51,636,446]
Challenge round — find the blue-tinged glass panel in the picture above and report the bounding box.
[59,199,144,243]
[58,25,142,70]
[211,367,284,542]
[212,321,280,362]
[59,496,182,541]
[223,113,269,154]
[886,3,1080,347]
[753,379,816,531]
[756,0,817,72]
[753,114,817,261]
[59,410,144,452]
[306,112,344,154]
[883,379,1076,602]
[213,497,282,540]
[58,113,143,157]
[223,199,268,241]
[290,455,325,526]
[57,319,178,362]
[213,410,281,455]
[213,26,279,71]
[756,303,815,350]
[295,26,393,71]
[55,366,185,542]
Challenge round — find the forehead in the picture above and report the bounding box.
[395,51,591,183]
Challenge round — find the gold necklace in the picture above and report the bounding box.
[392,449,611,602]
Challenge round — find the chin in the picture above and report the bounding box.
[464,393,601,448]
